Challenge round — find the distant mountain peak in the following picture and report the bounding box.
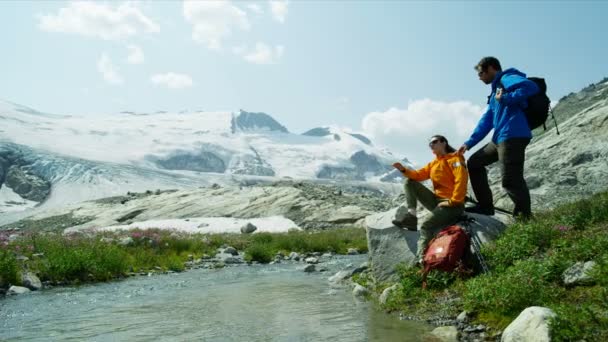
[231,110,289,134]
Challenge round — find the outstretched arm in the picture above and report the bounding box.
[463,106,494,150]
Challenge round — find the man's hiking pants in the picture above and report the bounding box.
[405,179,464,260]
[467,138,532,217]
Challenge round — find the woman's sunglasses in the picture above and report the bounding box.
[429,139,442,148]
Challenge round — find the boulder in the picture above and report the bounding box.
[347,248,359,255]
[4,165,51,202]
[223,246,238,256]
[215,253,243,264]
[502,307,556,342]
[240,222,257,234]
[352,284,369,298]
[379,284,399,306]
[8,285,31,295]
[430,326,459,342]
[563,261,596,286]
[305,257,319,264]
[456,311,469,323]
[366,209,507,283]
[21,272,42,291]
[329,270,353,284]
[289,252,300,261]
[118,237,134,246]
[301,264,316,273]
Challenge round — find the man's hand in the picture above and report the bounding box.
[457,144,468,155]
[437,201,450,208]
[392,162,406,172]
[495,88,503,102]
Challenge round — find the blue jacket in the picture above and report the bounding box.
[464,68,539,149]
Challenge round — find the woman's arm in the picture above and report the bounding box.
[403,162,432,182]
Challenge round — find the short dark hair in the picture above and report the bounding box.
[430,135,456,153]
[475,57,502,72]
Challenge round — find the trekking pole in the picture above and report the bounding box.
[462,217,491,274]
[549,105,560,135]
[470,231,490,274]
[465,196,513,216]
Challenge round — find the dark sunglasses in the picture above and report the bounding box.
[429,139,442,147]
[477,69,485,77]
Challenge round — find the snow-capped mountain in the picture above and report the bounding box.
[0,100,410,219]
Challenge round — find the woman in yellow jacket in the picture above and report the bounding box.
[392,135,469,263]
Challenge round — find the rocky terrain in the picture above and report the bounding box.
[488,77,608,212]
[1,181,398,232]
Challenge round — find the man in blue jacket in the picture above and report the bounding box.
[458,57,539,219]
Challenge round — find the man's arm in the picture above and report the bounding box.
[499,77,540,106]
[463,106,494,150]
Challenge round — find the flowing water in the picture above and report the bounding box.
[1,256,431,341]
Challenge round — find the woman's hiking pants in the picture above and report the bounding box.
[405,179,464,260]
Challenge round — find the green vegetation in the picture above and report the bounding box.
[0,227,367,288]
[381,191,608,341]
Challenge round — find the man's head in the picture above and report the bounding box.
[475,57,502,84]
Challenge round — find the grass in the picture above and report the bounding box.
[379,191,608,341]
[0,226,367,288]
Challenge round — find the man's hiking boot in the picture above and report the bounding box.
[464,205,495,216]
[392,213,418,231]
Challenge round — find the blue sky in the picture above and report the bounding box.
[1,1,607,163]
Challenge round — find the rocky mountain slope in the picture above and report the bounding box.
[488,77,608,211]
[1,181,398,232]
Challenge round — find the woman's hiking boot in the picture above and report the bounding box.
[392,213,418,231]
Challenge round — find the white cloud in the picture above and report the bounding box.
[183,0,250,50]
[97,53,124,84]
[126,45,144,64]
[269,0,288,23]
[361,99,483,164]
[247,4,264,15]
[150,72,194,89]
[38,1,159,41]
[243,42,284,64]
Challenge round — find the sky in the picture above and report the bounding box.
[1,1,607,164]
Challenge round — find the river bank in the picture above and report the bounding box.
[372,191,608,341]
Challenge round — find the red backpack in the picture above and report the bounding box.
[421,225,470,289]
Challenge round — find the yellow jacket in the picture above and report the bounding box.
[403,153,468,206]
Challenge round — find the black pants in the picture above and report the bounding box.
[467,138,531,217]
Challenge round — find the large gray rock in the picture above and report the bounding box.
[379,284,399,306]
[352,284,369,298]
[223,246,238,256]
[430,326,459,342]
[502,307,556,342]
[21,272,42,291]
[215,253,243,264]
[563,261,597,286]
[366,209,507,283]
[288,252,300,261]
[8,285,31,295]
[240,222,257,234]
[5,165,50,202]
[305,257,319,264]
[328,270,353,284]
[118,237,134,246]
[301,264,316,273]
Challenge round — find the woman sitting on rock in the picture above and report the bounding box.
[392,135,469,264]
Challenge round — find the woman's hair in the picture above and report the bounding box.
[431,135,456,153]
